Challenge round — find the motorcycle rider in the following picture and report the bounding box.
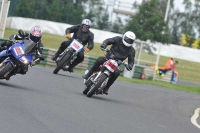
[82,31,136,95]
[0,26,44,75]
[0,27,44,66]
[51,19,94,72]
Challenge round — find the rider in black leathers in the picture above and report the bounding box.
[51,19,94,72]
[82,31,136,95]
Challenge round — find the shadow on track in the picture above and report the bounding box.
[0,81,35,91]
[55,73,82,79]
[92,95,129,104]
[72,90,134,107]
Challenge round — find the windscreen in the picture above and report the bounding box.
[23,40,36,54]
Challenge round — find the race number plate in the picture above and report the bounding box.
[69,39,83,52]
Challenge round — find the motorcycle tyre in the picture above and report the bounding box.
[53,53,71,74]
[83,87,90,95]
[0,62,13,78]
[83,74,96,95]
[87,73,108,98]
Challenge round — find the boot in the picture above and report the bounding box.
[103,87,109,95]
[68,64,74,73]
[51,49,62,61]
[82,70,93,79]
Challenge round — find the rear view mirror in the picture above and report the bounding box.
[18,29,25,37]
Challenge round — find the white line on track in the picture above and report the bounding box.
[191,108,200,129]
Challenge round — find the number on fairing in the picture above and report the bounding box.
[13,46,24,56]
[103,59,118,72]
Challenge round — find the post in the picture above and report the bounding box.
[164,0,171,22]
[137,41,143,65]
[0,0,10,37]
[153,42,162,81]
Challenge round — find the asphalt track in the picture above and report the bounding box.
[0,66,199,133]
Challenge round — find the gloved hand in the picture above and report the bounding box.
[125,64,132,71]
[66,34,71,39]
[30,61,36,67]
[84,48,90,53]
[30,58,41,67]
[100,44,106,50]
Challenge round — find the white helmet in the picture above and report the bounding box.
[82,19,92,32]
[122,31,136,47]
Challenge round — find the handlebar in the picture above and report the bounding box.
[101,48,110,52]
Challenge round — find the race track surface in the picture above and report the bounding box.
[0,66,199,133]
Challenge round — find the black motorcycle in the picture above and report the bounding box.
[53,39,84,74]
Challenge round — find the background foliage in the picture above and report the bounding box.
[8,0,200,48]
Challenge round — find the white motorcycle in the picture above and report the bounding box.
[83,49,126,98]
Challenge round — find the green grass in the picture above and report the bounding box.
[3,28,200,94]
[74,69,200,95]
[118,76,200,94]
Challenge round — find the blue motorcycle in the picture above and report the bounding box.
[0,36,41,80]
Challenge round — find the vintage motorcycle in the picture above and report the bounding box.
[83,49,126,98]
[0,33,43,80]
[53,39,84,74]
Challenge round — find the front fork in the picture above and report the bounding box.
[0,58,15,77]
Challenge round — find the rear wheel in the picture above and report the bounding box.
[87,73,108,98]
[0,62,13,78]
[53,53,71,74]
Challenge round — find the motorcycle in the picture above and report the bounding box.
[0,32,43,80]
[53,39,84,74]
[83,49,126,98]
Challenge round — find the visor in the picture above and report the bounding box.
[124,36,134,44]
[30,33,41,43]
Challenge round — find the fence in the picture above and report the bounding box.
[39,48,97,70]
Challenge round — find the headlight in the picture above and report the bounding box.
[20,56,29,64]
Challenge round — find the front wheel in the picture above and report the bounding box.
[83,87,90,95]
[87,73,108,98]
[53,52,71,74]
[0,62,14,78]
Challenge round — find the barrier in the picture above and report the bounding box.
[124,64,172,82]
[0,37,9,42]
[39,48,92,70]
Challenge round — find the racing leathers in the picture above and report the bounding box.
[51,24,94,72]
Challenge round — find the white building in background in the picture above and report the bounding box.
[103,0,139,24]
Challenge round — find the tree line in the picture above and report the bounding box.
[8,0,200,49]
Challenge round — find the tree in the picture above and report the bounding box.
[168,10,182,45]
[111,17,124,33]
[169,0,200,48]
[82,0,109,30]
[125,0,170,43]
[10,0,35,18]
